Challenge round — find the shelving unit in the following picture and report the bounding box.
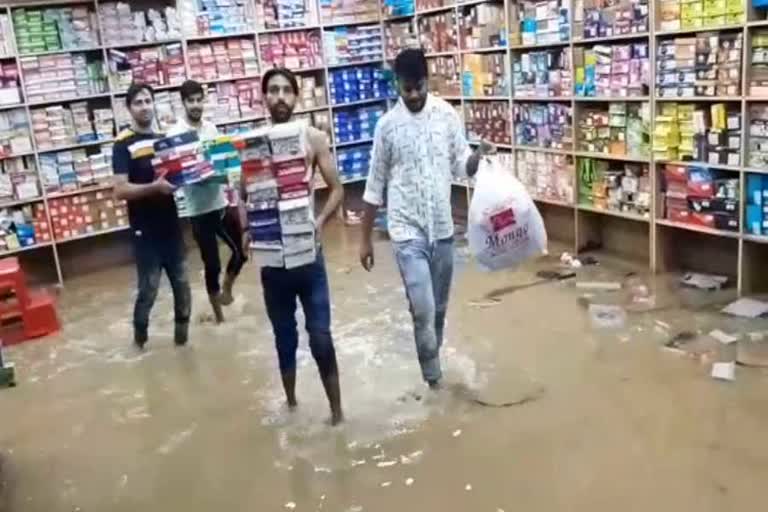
[378,0,768,296]
[0,0,767,296]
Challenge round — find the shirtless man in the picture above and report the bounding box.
[247,68,344,424]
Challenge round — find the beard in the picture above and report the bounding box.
[269,101,293,123]
[187,110,202,123]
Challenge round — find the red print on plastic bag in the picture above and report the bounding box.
[489,207,516,232]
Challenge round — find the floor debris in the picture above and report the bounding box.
[576,281,622,291]
[284,502,297,510]
[588,304,627,329]
[465,484,473,491]
[380,482,392,488]
[722,298,768,319]
[710,330,739,345]
[680,272,728,291]
[376,460,397,468]
[452,429,462,438]
[467,297,502,308]
[405,478,414,486]
[711,362,736,382]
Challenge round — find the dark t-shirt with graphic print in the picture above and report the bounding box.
[112,129,181,239]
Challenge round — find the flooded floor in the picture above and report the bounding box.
[1,225,768,511]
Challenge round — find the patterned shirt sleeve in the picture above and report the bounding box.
[449,108,472,179]
[363,120,389,206]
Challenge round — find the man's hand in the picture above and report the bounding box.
[152,172,175,195]
[315,215,326,242]
[477,140,496,156]
[360,238,375,271]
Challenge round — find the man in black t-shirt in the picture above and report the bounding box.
[112,83,191,348]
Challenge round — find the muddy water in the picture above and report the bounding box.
[1,226,768,511]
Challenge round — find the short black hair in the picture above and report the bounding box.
[125,82,154,107]
[261,67,299,96]
[179,79,205,101]
[394,48,428,83]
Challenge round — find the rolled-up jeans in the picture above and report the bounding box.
[393,237,454,383]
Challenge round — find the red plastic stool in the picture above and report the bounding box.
[22,291,59,339]
[0,257,59,344]
[0,257,29,320]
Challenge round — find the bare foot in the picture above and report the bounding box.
[329,410,344,426]
[428,379,443,391]
[287,398,298,409]
[219,290,234,306]
[220,275,235,305]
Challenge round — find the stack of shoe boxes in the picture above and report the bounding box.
[0,109,33,158]
[578,159,651,216]
[20,52,107,104]
[746,173,768,235]
[465,101,511,144]
[323,25,383,66]
[320,0,379,25]
[256,0,315,29]
[578,102,650,158]
[107,44,186,92]
[513,49,571,97]
[577,0,649,39]
[152,131,214,187]
[656,32,741,99]
[48,189,128,240]
[259,30,323,69]
[418,11,458,54]
[0,13,14,57]
[39,147,112,191]
[658,0,743,31]
[336,145,371,183]
[385,20,418,59]
[13,6,99,54]
[328,66,393,105]
[187,38,259,82]
[654,102,740,165]
[185,0,254,37]
[428,56,461,97]
[662,163,739,231]
[98,2,181,46]
[748,104,768,169]
[240,122,316,268]
[0,156,39,202]
[460,2,507,49]
[463,53,509,97]
[333,104,385,143]
[518,0,569,46]
[0,62,21,107]
[750,29,768,96]
[516,150,574,203]
[574,42,649,97]
[514,102,573,149]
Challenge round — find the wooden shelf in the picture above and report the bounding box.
[509,40,570,50]
[515,145,572,156]
[574,96,649,102]
[578,204,650,223]
[0,0,762,292]
[656,160,741,172]
[574,32,650,44]
[655,24,745,37]
[656,219,740,239]
[574,151,650,163]
[656,96,741,102]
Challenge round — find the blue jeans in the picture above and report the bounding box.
[133,231,191,333]
[394,237,454,383]
[260,251,338,377]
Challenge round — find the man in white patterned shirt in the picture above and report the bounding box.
[359,49,493,388]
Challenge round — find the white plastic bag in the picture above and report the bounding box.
[467,157,547,271]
